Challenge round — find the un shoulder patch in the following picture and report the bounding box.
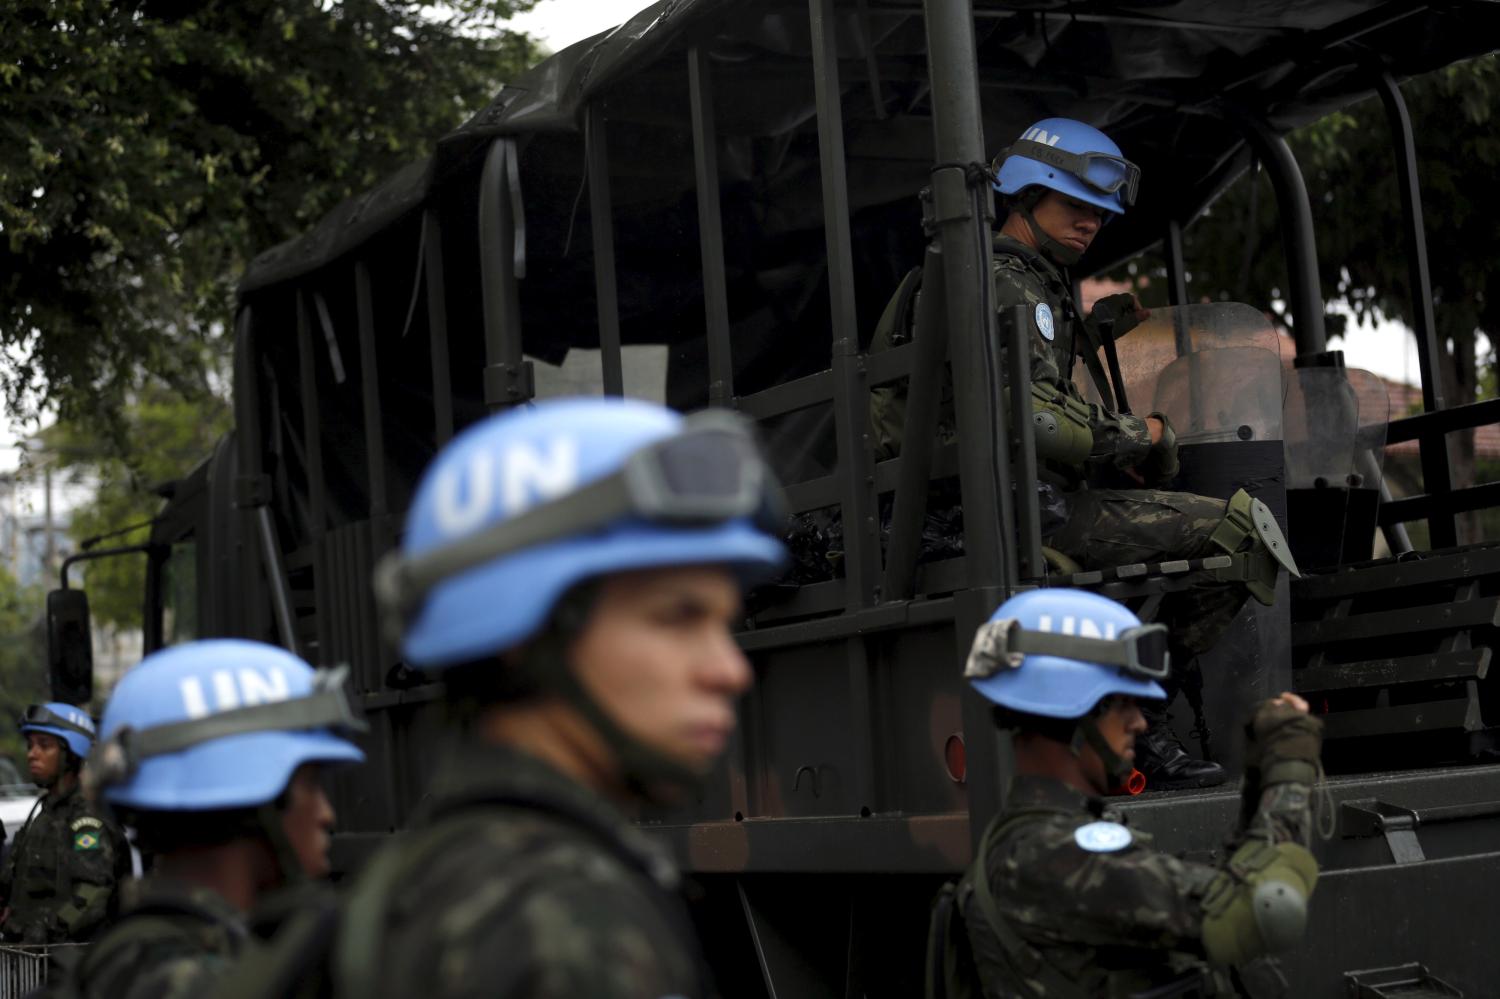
[1074,821,1132,853]
[73,830,101,852]
[1034,302,1055,341]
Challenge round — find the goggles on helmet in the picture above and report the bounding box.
[1001,139,1141,207]
[965,618,1170,682]
[89,665,367,791]
[20,704,94,740]
[374,409,786,624]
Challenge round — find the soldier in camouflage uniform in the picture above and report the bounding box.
[260,397,786,998]
[49,640,365,999]
[871,118,1301,789]
[0,703,128,944]
[933,589,1322,998]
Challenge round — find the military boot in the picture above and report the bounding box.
[1136,699,1227,790]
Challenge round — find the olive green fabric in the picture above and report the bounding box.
[0,783,130,944]
[224,741,708,999]
[51,877,253,999]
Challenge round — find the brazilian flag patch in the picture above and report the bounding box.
[73,831,101,852]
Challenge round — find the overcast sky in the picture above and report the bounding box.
[506,0,648,52]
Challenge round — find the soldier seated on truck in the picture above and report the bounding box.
[870,117,1300,790]
[925,588,1323,998]
[0,703,129,945]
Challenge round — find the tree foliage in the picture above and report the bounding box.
[0,572,45,770]
[1,0,540,433]
[41,374,232,631]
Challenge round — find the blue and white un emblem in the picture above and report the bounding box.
[1034,302,1055,341]
[1074,821,1133,853]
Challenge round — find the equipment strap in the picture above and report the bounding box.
[1073,313,1125,414]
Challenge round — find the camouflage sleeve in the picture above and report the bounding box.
[1242,780,1316,849]
[992,257,1065,386]
[107,953,235,999]
[1084,409,1154,471]
[453,876,702,999]
[995,820,1220,955]
[55,813,124,940]
[1238,706,1323,849]
[80,935,239,999]
[992,260,1152,470]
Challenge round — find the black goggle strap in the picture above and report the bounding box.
[374,411,780,623]
[965,619,1170,681]
[1006,139,1140,205]
[91,666,366,787]
[20,706,95,741]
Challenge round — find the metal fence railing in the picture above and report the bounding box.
[0,943,87,998]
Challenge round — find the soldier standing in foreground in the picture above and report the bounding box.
[241,397,785,998]
[0,703,128,944]
[49,640,364,999]
[930,588,1322,997]
[871,117,1301,789]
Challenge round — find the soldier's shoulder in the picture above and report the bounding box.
[379,815,694,997]
[384,806,656,931]
[433,804,639,877]
[76,913,239,999]
[995,809,1138,864]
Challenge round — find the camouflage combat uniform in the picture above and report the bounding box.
[0,783,129,944]
[56,877,251,999]
[327,741,705,998]
[870,233,1245,654]
[959,764,1315,997]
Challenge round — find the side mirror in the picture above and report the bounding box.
[47,589,93,706]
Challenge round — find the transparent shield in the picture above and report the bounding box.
[1152,346,1285,443]
[1077,302,1282,421]
[1284,366,1390,569]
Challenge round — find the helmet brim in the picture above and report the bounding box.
[101,728,365,811]
[402,518,787,669]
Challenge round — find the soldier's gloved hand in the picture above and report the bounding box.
[1245,694,1323,785]
[1135,411,1180,486]
[1089,292,1150,340]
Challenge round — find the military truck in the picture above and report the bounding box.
[47,1,1500,994]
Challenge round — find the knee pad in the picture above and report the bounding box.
[1209,489,1300,605]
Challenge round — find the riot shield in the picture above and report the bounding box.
[1284,366,1390,570]
[1084,304,1289,778]
[1076,301,1282,420]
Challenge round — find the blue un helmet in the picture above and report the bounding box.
[20,702,96,760]
[92,640,365,813]
[965,589,1166,781]
[993,117,1140,218]
[374,397,787,670]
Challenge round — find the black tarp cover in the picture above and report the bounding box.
[240,0,1500,355]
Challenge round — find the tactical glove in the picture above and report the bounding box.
[1088,292,1146,340]
[1245,700,1323,787]
[1135,410,1180,486]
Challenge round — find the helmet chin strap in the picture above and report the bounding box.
[1071,716,1134,785]
[254,803,307,890]
[552,665,706,805]
[532,588,708,805]
[1019,203,1082,267]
